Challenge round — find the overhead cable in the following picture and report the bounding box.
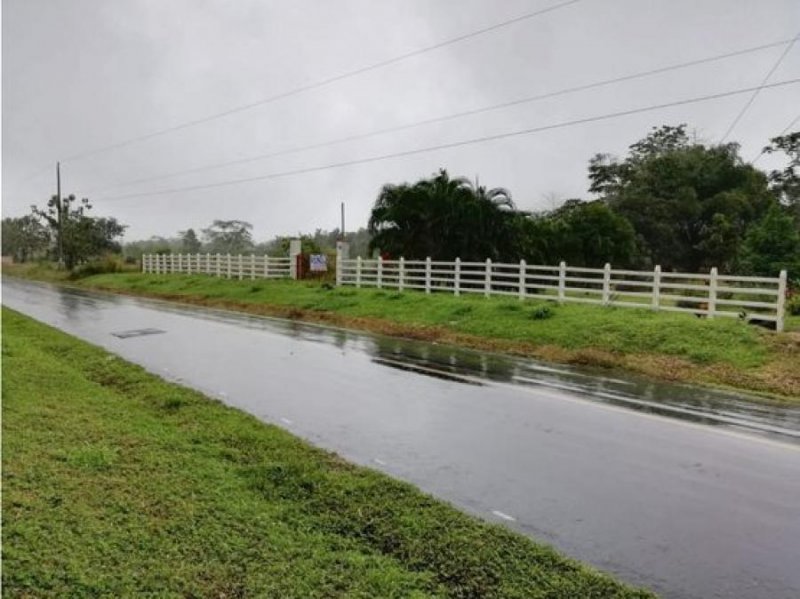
[87,37,795,194]
[93,78,800,204]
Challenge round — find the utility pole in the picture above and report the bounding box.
[56,161,64,268]
[340,201,345,240]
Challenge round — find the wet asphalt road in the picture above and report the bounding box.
[3,278,799,599]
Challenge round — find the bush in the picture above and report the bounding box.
[529,304,554,320]
[787,294,800,316]
[68,256,124,280]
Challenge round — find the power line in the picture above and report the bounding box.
[751,111,800,164]
[86,37,795,195]
[57,0,584,165]
[719,33,799,142]
[94,78,800,204]
[16,164,55,184]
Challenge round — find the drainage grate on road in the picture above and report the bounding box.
[111,328,166,339]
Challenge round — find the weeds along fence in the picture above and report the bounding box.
[337,257,788,331]
[142,253,292,279]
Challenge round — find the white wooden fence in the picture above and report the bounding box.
[142,253,292,279]
[336,257,788,331]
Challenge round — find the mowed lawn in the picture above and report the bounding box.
[1,308,652,598]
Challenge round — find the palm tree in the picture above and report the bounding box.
[368,169,520,261]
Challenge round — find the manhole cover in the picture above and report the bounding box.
[111,328,166,339]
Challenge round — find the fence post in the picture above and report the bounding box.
[708,267,718,318]
[454,257,461,296]
[399,257,405,291]
[602,263,611,306]
[179,253,184,274]
[226,254,231,278]
[425,257,432,294]
[377,256,383,289]
[558,261,566,303]
[169,253,174,273]
[356,256,362,288]
[236,254,242,280]
[484,258,492,297]
[652,265,661,310]
[142,254,147,273]
[215,253,220,277]
[776,269,787,332]
[519,259,526,300]
[265,255,271,280]
[289,239,302,280]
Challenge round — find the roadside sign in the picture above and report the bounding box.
[310,254,328,272]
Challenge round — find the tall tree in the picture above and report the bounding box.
[738,204,800,281]
[545,200,638,267]
[179,228,202,253]
[762,131,800,217]
[31,195,125,269]
[589,124,772,271]
[2,216,49,262]
[368,169,519,261]
[201,220,254,254]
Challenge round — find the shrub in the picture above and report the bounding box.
[787,294,800,316]
[529,304,554,320]
[68,256,124,279]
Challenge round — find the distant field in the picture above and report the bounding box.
[1,308,652,598]
[5,263,799,400]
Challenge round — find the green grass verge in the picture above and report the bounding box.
[1,308,652,598]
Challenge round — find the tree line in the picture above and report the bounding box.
[3,123,798,282]
[121,222,372,259]
[368,125,800,280]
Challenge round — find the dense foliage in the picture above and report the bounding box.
[29,194,125,269]
[365,125,799,279]
[2,215,49,262]
[589,125,774,271]
[368,169,518,261]
[18,123,790,281]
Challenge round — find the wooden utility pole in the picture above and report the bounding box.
[340,201,345,240]
[56,161,64,268]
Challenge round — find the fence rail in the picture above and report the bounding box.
[336,257,788,331]
[142,253,292,279]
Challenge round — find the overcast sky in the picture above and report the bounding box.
[3,0,799,242]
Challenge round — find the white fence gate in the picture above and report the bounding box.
[336,256,788,331]
[142,253,292,280]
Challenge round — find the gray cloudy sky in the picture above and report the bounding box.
[3,0,799,242]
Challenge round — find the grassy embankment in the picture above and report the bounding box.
[5,262,800,400]
[1,308,652,597]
